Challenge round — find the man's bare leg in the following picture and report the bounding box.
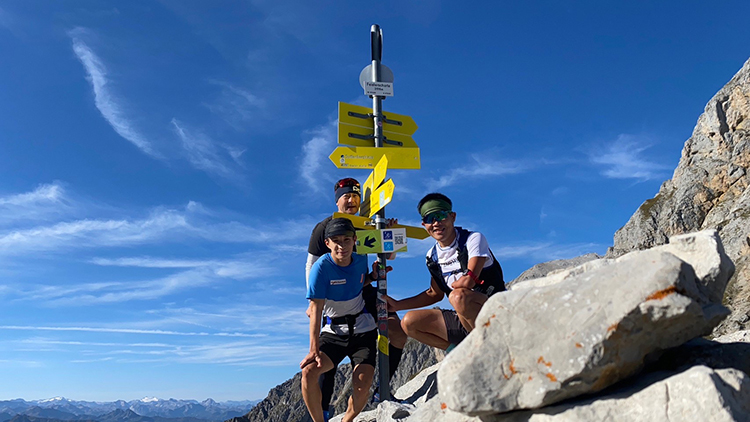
[401,309,451,350]
[449,288,487,332]
[342,363,375,422]
[301,353,335,422]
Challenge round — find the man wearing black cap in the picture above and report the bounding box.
[301,218,381,422]
[305,178,405,415]
[386,193,505,351]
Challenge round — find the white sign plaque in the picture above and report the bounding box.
[364,81,394,97]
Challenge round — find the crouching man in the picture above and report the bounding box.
[386,193,505,351]
[301,218,386,422]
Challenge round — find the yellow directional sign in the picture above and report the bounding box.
[329,146,420,170]
[361,178,394,218]
[333,212,429,240]
[338,102,418,135]
[360,155,388,215]
[355,228,408,255]
[338,123,418,148]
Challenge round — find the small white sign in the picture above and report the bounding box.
[364,81,394,97]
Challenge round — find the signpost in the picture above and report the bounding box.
[337,122,418,148]
[338,102,419,136]
[328,24,423,402]
[329,146,420,170]
[359,178,394,218]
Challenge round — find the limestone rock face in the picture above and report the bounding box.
[607,58,750,337]
[438,231,731,415]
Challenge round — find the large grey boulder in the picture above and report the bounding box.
[482,366,750,422]
[355,366,750,422]
[438,231,731,415]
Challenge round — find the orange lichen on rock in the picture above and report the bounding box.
[441,403,447,410]
[483,314,496,327]
[546,373,558,382]
[575,343,583,348]
[646,286,678,301]
[528,376,533,381]
[537,356,552,367]
[607,322,618,332]
[509,360,518,374]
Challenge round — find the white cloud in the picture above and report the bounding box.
[427,153,531,189]
[205,80,266,130]
[299,121,336,194]
[69,28,160,158]
[0,182,73,224]
[588,134,671,181]
[171,119,243,180]
[492,241,604,263]
[0,202,311,256]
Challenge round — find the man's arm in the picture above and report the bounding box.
[451,256,488,290]
[305,253,321,286]
[386,278,444,312]
[300,298,325,369]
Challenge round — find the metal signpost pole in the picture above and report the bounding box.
[370,24,391,402]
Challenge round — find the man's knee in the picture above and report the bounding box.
[302,363,323,382]
[401,311,418,336]
[449,288,472,312]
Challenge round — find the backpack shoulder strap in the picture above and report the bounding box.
[455,227,471,272]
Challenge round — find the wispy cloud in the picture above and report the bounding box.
[427,153,531,189]
[492,241,604,263]
[171,119,244,180]
[69,28,160,158]
[0,182,73,224]
[205,80,266,130]
[588,134,671,181]
[0,201,311,257]
[299,121,336,194]
[0,6,12,32]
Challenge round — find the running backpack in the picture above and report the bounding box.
[425,227,506,297]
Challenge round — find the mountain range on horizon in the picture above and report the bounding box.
[0,397,260,422]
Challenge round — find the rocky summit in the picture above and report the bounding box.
[234,58,750,422]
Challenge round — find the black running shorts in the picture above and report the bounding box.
[319,329,377,368]
[441,309,469,345]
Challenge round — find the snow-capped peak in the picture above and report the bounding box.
[39,397,67,403]
[139,397,160,403]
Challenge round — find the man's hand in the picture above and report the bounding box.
[385,218,399,228]
[384,294,400,312]
[305,301,313,318]
[369,261,393,281]
[451,274,476,290]
[300,350,323,369]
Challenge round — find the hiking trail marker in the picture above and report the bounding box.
[355,228,407,254]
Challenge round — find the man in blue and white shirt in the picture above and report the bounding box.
[301,218,382,422]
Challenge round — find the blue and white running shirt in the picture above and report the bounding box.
[307,253,376,336]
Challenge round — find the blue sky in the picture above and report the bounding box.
[1,0,749,402]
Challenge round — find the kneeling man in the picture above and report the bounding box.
[387,193,505,350]
[301,218,381,422]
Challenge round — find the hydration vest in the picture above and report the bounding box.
[425,227,506,297]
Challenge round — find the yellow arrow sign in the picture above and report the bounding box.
[356,228,408,254]
[360,155,388,215]
[338,123,418,148]
[333,212,429,240]
[329,146,420,170]
[361,178,394,218]
[338,102,418,136]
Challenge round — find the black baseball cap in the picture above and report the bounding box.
[324,218,356,238]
